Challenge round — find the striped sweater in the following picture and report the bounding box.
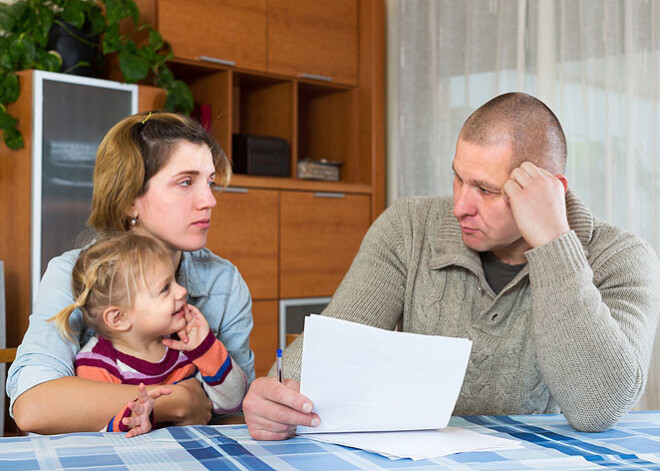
[76,331,247,432]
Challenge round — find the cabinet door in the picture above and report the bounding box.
[280,191,370,298]
[268,0,358,85]
[157,0,267,71]
[250,300,279,378]
[206,188,278,300]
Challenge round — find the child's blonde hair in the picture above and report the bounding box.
[49,233,173,342]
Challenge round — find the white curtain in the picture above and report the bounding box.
[387,0,660,410]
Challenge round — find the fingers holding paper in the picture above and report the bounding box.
[243,377,320,440]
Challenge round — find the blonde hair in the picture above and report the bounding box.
[88,111,231,235]
[48,233,173,342]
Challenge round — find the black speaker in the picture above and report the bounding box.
[232,134,290,177]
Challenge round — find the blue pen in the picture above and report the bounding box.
[276,349,283,383]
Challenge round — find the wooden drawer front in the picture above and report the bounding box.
[268,0,358,86]
[280,191,370,298]
[206,188,278,300]
[157,0,267,70]
[250,300,279,378]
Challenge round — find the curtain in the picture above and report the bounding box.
[387,0,660,410]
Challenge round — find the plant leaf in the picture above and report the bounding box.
[62,0,87,30]
[102,23,120,53]
[0,104,18,130]
[164,79,193,114]
[147,28,164,52]
[7,1,27,21]
[0,72,19,104]
[0,11,16,32]
[88,7,106,36]
[9,37,26,66]
[3,126,24,150]
[35,8,54,47]
[41,50,63,72]
[105,0,139,26]
[119,48,149,82]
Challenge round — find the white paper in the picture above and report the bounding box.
[305,427,523,461]
[297,315,472,434]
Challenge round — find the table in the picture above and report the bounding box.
[3,412,660,470]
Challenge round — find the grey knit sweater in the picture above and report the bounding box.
[278,191,660,432]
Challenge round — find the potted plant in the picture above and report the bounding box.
[0,0,193,150]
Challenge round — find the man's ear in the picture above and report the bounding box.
[103,306,131,333]
[555,174,569,194]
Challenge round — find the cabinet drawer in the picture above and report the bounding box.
[207,188,278,300]
[280,191,370,298]
[268,0,358,86]
[250,300,279,378]
[155,0,267,71]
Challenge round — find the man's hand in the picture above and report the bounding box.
[123,383,172,438]
[502,161,570,248]
[242,377,320,441]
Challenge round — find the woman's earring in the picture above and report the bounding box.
[130,216,138,226]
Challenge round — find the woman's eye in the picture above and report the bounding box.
[179,179,192,187]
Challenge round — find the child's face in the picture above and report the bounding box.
[127,260,188,340]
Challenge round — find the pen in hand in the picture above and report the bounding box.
[276,348,283,383]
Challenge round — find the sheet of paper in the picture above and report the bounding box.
[297,315,472,434]
[304,427,522,461]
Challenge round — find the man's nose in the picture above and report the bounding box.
[453,184,477,218]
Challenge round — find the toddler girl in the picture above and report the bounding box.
[49,232,247,437]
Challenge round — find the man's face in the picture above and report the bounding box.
[452,138,530,263]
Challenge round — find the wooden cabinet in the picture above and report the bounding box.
[250,301,279,378]
[280,191,370,298]
[268,0,359,85]
[206,188,279,300]
[135,0,268,70]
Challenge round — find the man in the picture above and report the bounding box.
[243,92,660,439]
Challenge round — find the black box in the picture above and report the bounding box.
[232,134,290,177]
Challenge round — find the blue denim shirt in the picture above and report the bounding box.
[6,247,255,415]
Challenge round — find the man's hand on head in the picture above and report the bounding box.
[502,161,570,248]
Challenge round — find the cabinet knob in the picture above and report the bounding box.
[199,56,237,67]
[300,73,333,82]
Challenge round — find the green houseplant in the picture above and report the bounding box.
[0,0,193,150]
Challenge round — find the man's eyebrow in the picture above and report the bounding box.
[451,163,501,191]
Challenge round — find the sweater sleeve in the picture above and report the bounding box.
[184,331,247,413]
[526,229,660,432]
[276,200,411,381]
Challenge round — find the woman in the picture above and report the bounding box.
[7,111,255,434]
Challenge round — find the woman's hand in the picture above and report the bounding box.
[243,377,320,440]
[123,383,172,438]
[153,377,213,426]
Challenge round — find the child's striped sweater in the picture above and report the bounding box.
[75,331,247,432]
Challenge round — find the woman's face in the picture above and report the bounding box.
[132,141,217,254]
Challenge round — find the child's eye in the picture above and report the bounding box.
[161,283,170,294]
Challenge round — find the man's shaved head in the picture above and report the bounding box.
[459,92,567,174]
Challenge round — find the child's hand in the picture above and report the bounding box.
[162,304,211,352]
[123,383,172,438]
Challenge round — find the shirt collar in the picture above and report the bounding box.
[177,251,208,298]
[428,190,594,271]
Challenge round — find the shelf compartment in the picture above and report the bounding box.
[232,73,296,177]
[298,81,360,184]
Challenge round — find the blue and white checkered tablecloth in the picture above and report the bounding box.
[3,411,660,470]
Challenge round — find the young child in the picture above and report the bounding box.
[49,233,247,437]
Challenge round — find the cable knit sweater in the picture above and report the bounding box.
[278,191,660,432]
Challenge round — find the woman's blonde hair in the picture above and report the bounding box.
[88,111,231,235]
[48,233,173,342]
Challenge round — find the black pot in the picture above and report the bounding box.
[47,21,101,77]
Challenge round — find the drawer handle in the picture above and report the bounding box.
[222,187,249,194]
[199,56,237,67]
[314,192,345,199]
[300,72,333,82]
